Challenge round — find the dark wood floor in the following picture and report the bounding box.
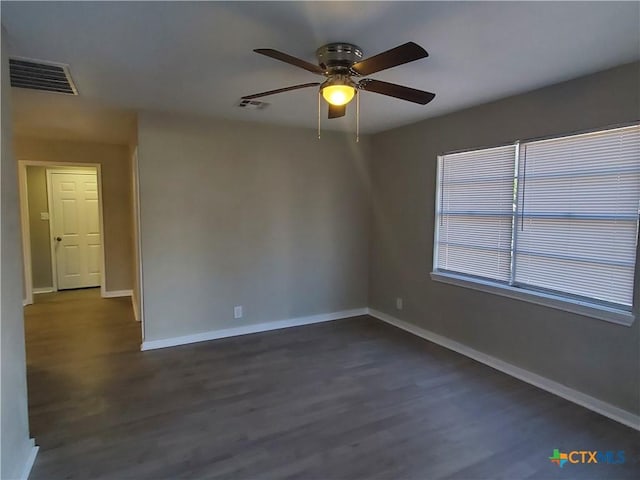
[25,289,638,479]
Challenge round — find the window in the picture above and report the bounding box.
[435,145,516,282]
[433,125,640,324]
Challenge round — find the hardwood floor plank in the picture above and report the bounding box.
[24,289,639,479]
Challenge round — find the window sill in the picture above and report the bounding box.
[430,271,635,327]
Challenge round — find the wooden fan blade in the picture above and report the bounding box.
[351,42,428,76]
[254,49,325,75]
[328,104,346,119]
[242,82,321,100]
[358,79,435,105]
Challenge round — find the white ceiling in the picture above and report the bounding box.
[2,1,639,140]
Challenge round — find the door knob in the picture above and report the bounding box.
[55,236,62,242]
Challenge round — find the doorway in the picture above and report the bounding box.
[19,162,106,305]
[48,169,102,290]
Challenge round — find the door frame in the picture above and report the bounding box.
[131,147,145,336]
[18,161,106,305]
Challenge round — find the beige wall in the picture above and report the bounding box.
[369,62,640,414]
[1,25,34,479]
[137,112,371,342]
[26,166,53,289]
[14,138,134,292]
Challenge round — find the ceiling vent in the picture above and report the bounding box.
[9,57,78,95]
[237,99,269,110]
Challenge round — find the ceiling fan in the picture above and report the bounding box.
[242,42,435,120]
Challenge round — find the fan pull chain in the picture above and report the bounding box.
[356,90,360,143]
[317,92,321,139]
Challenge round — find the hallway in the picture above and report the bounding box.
[24,289,140,477]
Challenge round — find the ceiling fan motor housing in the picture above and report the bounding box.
[316,43,363,73]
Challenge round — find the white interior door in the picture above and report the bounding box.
[50,171,101,290]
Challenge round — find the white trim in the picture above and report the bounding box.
[19,440,39,480]
[95,165,107,297]
[45,169,57,291]
[42,166,97,174]
[431,271,635,326]
[102,289,133,298]
[33,287,55,294]
[18,161,107,298]
[368,308,640,431]
[131,147,145,336]
[18,164,34,306]
[141,308,368,351]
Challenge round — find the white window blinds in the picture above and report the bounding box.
[436,145,516,282]
[434,124,640,311]
[514,125,640,307]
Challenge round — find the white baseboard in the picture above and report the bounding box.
[368,308,640,432]
[141,308,368,351]
[102,289,133,298]
[33,287,55,294]
[19,440,39,480]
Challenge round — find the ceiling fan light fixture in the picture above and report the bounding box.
[320,76,356,106]
[322,84,355,106]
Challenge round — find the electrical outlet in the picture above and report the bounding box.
[396,297,403,310]
[234,306,243,319]
[40,212,49,220]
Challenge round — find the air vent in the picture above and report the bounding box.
[237,99,269,110]
[9,57,78,95]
